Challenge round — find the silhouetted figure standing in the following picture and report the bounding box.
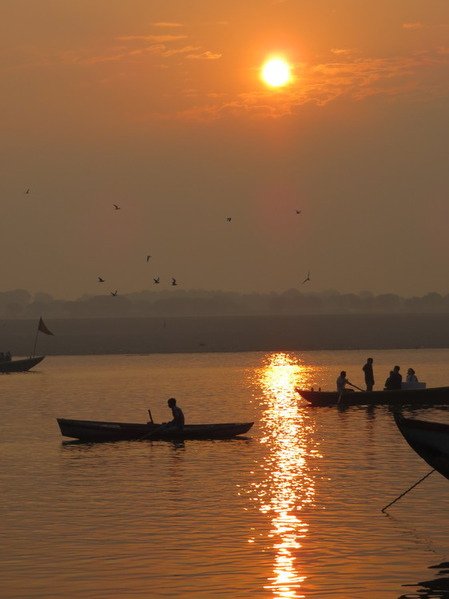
[362,357,374,392]
[385,365,402,390]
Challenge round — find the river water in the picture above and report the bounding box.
[2,349,449,598]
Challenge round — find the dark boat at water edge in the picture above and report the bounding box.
[57,418,254,442]
[394,412,449,480]
[297,386,449,407]
[0,355,45,373]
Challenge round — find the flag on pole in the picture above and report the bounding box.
[38,317,54,336]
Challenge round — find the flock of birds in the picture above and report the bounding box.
[25,189,311,296]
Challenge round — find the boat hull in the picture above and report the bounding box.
[57,418,254,442]
[394,413,449,480]
[0,356,45,373]
[297,386,449,407]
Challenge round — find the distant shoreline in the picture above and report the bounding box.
[3,313,449,355]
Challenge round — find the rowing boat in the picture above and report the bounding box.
[57,418,254,442]
[296,386,449,407]
[0,356,45,374]
[394,412,449,480]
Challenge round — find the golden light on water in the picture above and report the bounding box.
[248,353,320,598]
[261,58,292,88]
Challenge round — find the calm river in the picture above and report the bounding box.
[2,349,449,598]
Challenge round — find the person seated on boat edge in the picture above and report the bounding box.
[5,351,11,361]
[162,397,185,431]
[385,365,402,390]
[362,357,374,392]
[406,368,418,384]
[336,371,355,393]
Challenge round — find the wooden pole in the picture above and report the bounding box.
[381,469,435,512]
[31,323,40,357]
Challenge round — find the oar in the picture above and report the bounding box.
[381,469,435,513]
[139,407,159,440]
[348,382,364,391]
[337,382,363,404]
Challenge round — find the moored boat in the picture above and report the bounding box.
[0,355,45,374]
[296,386,449,407]
[394,412,449,480]
[57,418,254,442]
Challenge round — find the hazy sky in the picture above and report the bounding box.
[2,1,449,299]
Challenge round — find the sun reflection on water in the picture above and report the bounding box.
[249,352,321,598]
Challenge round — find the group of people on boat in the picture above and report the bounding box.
[336,359,420,393]
[0,351,12,362]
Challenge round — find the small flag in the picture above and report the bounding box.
[38,317,54,336]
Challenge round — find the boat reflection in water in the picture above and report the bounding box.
[249,353,321,598]
[400,562,449,598]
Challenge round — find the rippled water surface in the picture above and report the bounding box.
[2,349,449,598]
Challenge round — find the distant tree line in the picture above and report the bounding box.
[1,288,449,319]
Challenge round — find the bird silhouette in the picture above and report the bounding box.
[296,209,302,215]
[302,271,311,284]
[171,278,178,286]
[226,217,232,222]
[113,204,120,210]
[153,277,160,284]
[110,290,118,296]
[146,255,151,262]
[98,277,105,283]
[25,188,31,195]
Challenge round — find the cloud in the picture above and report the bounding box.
[331,48,355,56]
[172,49,449,121]
[116,34,187,43]
[402,22,424,30]
[151,22,185,28]
[186,50,222,60]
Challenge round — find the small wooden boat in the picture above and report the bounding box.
[394,412,449,480]
[57,418,254,442]
[0,356,45,374]
[297,386,449,407]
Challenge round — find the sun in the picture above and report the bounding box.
[261,58,292,88]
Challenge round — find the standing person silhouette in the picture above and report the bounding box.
[362,357,375,392]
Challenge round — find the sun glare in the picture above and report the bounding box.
[261,58,292,88]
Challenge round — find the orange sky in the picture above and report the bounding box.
[1,1,449,297]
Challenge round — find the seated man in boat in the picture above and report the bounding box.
[406,368,418,384]
[5,351,11,361]
[385,365,402,390]
[164,397,185,431]
[336,371,355,394]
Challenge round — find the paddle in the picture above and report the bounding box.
[337,381,363,404]
[139,407,160,440]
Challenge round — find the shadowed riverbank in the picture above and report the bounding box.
[3,313,449,355]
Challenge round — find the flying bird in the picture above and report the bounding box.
[146,255,151,262]
[24,188,31,195]
[302,271,311,284]
[153,277,160,284]
[113,204,120,210]
[98,277,105,283]
[110,290,118,296]
[296,209,302,215]
[171,278,178,286]
[226,217,232,222]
